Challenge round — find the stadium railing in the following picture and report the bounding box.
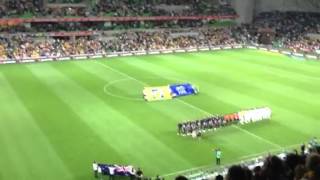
[0,15,238,25]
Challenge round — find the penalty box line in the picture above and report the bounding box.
[94,61,283,148]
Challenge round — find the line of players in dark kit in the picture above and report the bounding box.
[177,107,272,138]
[177,113,239,138]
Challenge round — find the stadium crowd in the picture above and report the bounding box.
[0,1,319,59]
[0,28,238,60]
[0,2,320,180]
[0,17,318,61]
[94,0,236,17]
[202,138,320,180]
[243,11,320,54]
[0,35,105,60]
[92,138,320,180]
[0,0,236,18]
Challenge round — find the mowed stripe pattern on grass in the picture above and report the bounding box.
[0,49,319,179]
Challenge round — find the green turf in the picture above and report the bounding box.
[0,49,319,180]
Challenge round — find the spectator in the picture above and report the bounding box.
[216,174,224,180]
[226,165,247,180]
[136,167,144,179]
[175,175,188,180]
[260,155,286,180]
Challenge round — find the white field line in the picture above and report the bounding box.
[94,61,282,148]
[103,78,144,101]
[102,77,187,102]
[162,164,212,178]
[231,125,282,148]
[162,143,301,177]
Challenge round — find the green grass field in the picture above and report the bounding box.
[0,49,320,180]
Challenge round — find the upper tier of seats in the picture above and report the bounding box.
[0,0,236,18]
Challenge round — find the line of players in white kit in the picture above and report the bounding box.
[238,107,272,124]
[177,107,272,137]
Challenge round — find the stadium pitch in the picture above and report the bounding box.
[0,49,320,179]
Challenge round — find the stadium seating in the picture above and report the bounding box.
[180,138,320,180]
[240,11,320,54]
[0,0,236,18]
[0,28,240,60]
[1,1,320,179]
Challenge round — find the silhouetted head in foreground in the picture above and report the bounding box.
[175,175,188,180]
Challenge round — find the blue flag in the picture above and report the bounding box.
[169,83,198,97]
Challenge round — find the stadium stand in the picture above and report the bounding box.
[178,138,320,180]
[0,23,319,61]
[0,10,319,61]
[0,28,240,60]
[242,11,320,54]
[0,0,236,18]
[0,0,320,179]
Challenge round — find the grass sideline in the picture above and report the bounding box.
[0,49,319,180]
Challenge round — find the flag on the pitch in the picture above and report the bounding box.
[98,164,135,176]
[169,83,198,97]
